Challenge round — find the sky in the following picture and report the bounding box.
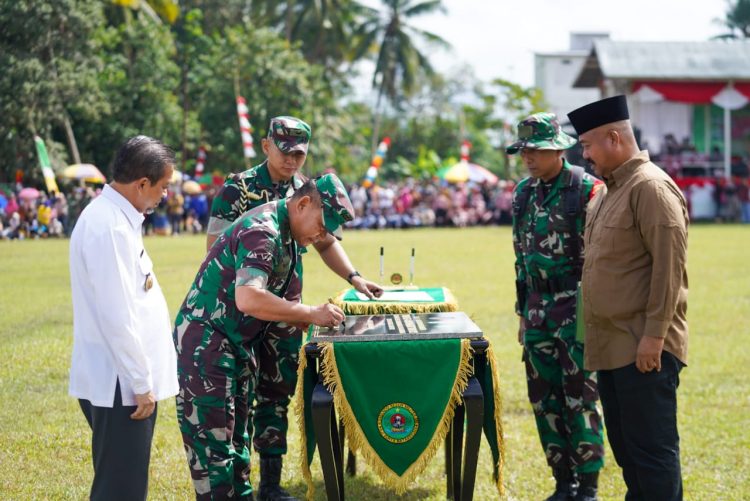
[358,0,731,91]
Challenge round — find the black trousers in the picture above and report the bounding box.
[598,351,684,501]
[79,381,158,501]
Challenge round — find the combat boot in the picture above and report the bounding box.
[572,472,598,501]
[544,466,578,501]
[256,456,299,501]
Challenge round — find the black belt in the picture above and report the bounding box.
[525,275,579,294]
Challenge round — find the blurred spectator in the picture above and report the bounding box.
[5,193,19,218]
[167,190,185,235]
[740,179,750,223]
[720,179,742,222]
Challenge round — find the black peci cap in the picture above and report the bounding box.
[567,95,630,135]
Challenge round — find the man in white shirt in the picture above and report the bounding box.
[69,136,179,501]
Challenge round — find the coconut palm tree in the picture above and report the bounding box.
[351,0,449,153]
[714,0,750,38]
[289,0,375,71]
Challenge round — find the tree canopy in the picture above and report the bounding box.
[1,0,565,186]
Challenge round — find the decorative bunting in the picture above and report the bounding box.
[363,137,391,188]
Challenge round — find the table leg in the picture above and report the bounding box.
[346,449,357,476]
[338,420,345,459]
[445,435,453,499]
[461,377,484,501]
[311,383,344,501]
[451,404,465,501]
[331,413,345,499]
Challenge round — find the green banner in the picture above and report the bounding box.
[331,339,465,478]
[333,287,458,315]
[341,287,446,303]
[296,338,506,498]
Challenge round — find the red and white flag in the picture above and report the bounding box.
[236,96,256,159]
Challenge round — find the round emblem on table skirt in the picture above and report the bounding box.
[377,403,419,443]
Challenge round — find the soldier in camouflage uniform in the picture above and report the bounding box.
[205,118,382,500]
[507,113,605,501]
[175,174,356,500]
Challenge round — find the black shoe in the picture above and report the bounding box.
[544,467,578,501]
[572,472,598,501]
[256,456,299,501]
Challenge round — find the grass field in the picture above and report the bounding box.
[1,225,749,500]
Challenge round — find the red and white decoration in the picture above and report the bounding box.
[236,96,257,159]
[460,140,471,162]
[630,81,750,178]
[362,137,391,188]
[195,146,206,176]
[631,82,750,109]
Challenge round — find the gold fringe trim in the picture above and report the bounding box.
[486,342,506,497]
[331,287,459,315]
[319,339,474,494]
[293,344,316,501]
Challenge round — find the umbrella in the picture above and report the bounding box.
[61,164,106,183]
[439,160,499,184]
[18,187,41,200]
[182,180,202,195]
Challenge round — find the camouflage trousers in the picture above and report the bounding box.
[175,321,257,500]
[247,320,302,456]
[522,312,604,473]
[247,269,303,456]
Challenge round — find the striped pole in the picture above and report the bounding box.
[236,96,256,161]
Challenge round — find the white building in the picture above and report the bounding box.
[534,32,610,121]
[572,39,750,172]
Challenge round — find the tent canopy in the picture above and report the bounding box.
[574,39,750,88]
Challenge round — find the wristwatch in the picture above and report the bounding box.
[346,270,362,284]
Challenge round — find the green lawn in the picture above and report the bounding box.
[1,225,748,500]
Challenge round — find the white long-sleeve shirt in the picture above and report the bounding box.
[69,185,178,407]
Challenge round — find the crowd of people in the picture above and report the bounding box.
[3,142,750,242]
[0,186,98,240]
[0,176,518,241]
[346,179,515,229]
[2,173,749,242]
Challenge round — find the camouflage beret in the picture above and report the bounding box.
[268,116,311,154]
[506,112,576,154]
[315,173,354,241]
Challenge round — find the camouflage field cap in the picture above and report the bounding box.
[506,112,577,154]
[268,116,311,154]
[315,173,354,240]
